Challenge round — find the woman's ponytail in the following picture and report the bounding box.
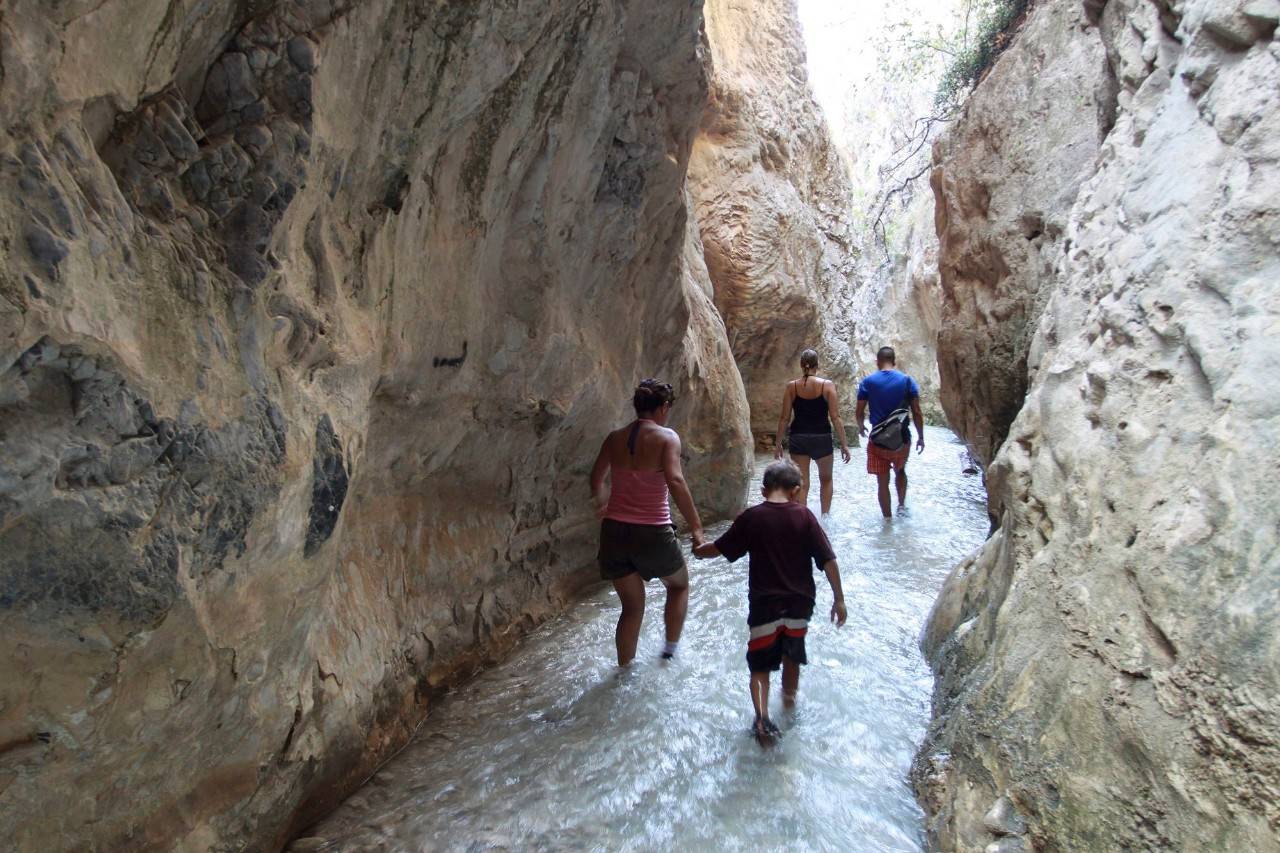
[799,349,819,385]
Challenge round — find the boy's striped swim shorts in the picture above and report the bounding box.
[746,617,809,673]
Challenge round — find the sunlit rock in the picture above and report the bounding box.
[687,0,858,440]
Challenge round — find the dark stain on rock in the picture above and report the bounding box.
[370,168,410,215]
[23,222,71,280]
[596,138,647,207]
[305,414,348,557]
[0,337,287,626]
[432,340,467,368]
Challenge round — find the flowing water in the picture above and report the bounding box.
[295,426,988,852]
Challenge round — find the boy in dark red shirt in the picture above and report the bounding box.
[694,460,846,742]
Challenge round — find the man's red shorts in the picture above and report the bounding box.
[867,442,910,475]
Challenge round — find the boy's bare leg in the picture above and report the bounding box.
[876,470,892,518]
[816,454,835,515]
[781,656,800,708]
[791,453,812,507]
[612,573,646,665]
[750,671,771,721]
[659,566,689,646]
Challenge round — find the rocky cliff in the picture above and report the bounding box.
[918,0,1280,849]
[687,0,858,440]
[0,1,751,849]
[929,0,1112,465]
[849,193,946,424]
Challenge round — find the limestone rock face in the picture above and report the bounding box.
[687,0,858,440]
[918,0,1280,849]
[930,0,1113,465]
[849,193,946,424]
[0,1,750,849]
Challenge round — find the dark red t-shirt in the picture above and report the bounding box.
[714,501,837,626]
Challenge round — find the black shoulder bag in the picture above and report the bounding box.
[868,392,912,451]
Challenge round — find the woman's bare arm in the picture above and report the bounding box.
[662,431,705,544]
[774,381,794,458]
[825,381,852,463]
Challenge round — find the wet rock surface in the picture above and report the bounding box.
[918,0,1280,849]
[0,1,750,849]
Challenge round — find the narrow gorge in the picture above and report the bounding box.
[0,0,1275,851]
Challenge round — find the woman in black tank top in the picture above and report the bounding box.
[772,349,851,515]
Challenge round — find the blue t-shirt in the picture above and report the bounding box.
[857,370,919,427]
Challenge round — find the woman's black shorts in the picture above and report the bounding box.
[598,519,685,581]
[788,432,833,460]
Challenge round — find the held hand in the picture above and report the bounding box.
[691,528,706,548]
[830,598,847,627]
[840,446,851,464]
[916,436,926,455]
[773,443,784,460]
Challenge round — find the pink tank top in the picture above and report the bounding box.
[605,469,672,526]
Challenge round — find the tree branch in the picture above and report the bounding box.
[870,160,935,256]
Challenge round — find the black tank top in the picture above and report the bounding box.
[790,383,831,434]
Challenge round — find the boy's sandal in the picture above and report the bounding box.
[752,717,781,744]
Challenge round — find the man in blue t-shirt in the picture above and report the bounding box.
[856,347,925,518]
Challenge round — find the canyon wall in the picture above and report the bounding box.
[0,1,752,849]
[687,0,858,441]
[848,194,946,424]
[918,0,1280,849]
[929,0,1112,465]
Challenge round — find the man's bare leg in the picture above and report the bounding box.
[659,567,689,656]
[876,470,892,518]
[781,656,800,709]
[612,573,646,665]
[895,465,908,511]
[816,453,835,516]
[791,453,812,508]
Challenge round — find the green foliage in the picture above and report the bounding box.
[935,0,1031,111]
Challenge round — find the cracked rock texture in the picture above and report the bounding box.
[917,0,1280,850]
[687,0,858,440]
[0,1,750,849]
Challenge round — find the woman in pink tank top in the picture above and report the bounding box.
[590,380,705,665]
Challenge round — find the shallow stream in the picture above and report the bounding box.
[296,425,988,852]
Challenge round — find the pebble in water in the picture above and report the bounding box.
[295,426,989,852]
